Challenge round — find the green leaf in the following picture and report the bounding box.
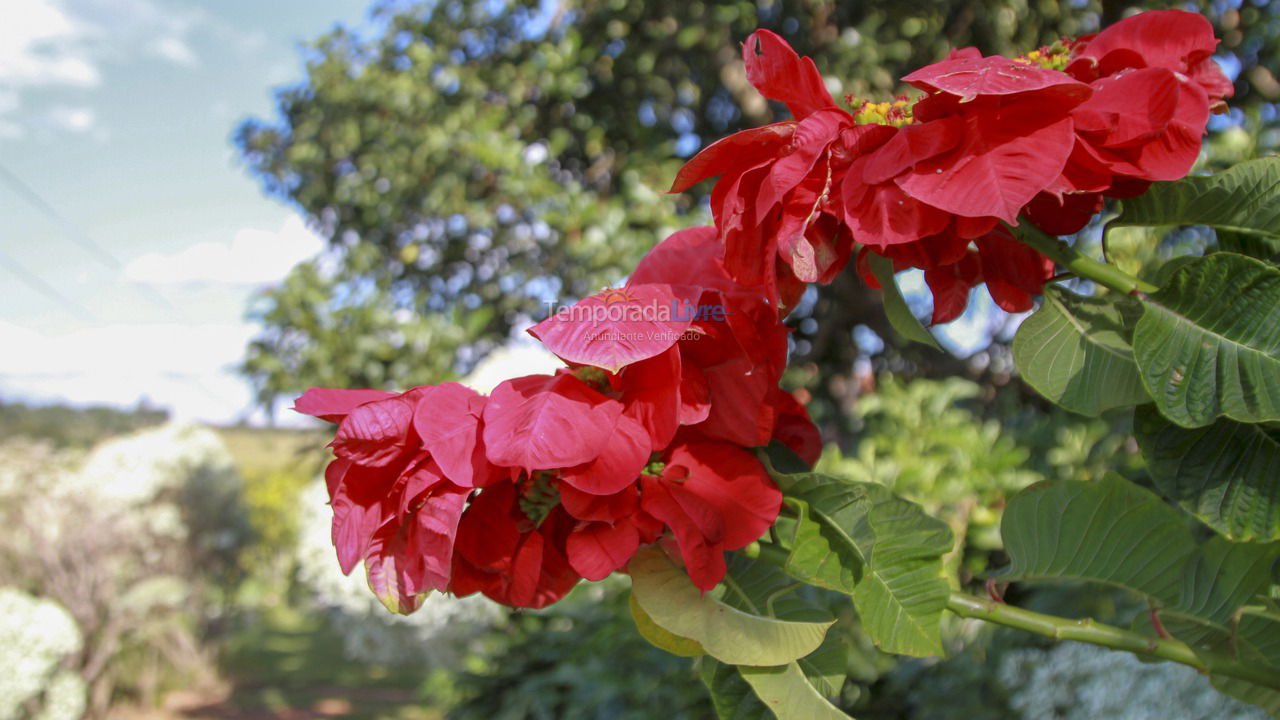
[628,547,834,666]
[778,498,860,595]
[1216,230,1280,264]
[868,253,942,350]
[1111,157,1280,244]
[1210,676,1280,717]
[1158,606,1280,715]
[1135,405,1280,541]
[1132,253,1280,428]
[785,473,952,656]
[998,475,1198,605]
[699,659,771,720]
[738,663,852,720]
[1173,537,1280,627]
[711,554,850,701]
[628,591,705,658]
[1012,285,1149,416]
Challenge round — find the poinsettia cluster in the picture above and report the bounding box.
[671,10,1232,323]
[297,227,820,610]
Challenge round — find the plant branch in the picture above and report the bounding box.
[946,593,1280,691]
[1006,220,1159,296]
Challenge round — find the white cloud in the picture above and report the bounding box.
[0,0,204,137]
[150,35,196,66]
[0,319,258,423]
[0,0,99,87]
[124,215,325,286]
[46,105,95,132]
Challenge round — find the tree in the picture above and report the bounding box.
[237,0,1279,426]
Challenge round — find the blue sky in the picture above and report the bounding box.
[0,0,368,423]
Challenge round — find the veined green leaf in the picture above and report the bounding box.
[713,554,850,700]
[1132,253,1280,428]
[1158,607,1280,715]
[1135,406,1280,541]
[784,473,952,656]
[1174,537,1280,628]
[998,475,1197,605]
[1012,286,1149,416]
[738,663,852,720]
[699,659,771,720]
[628,547,833,666]
[868,253,942,350]
[1110,157,1280,244]
[628,591,705,657]
[779,497,860,595]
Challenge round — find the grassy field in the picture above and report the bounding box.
[214,425,331,477]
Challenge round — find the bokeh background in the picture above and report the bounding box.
[1,0,1276,718]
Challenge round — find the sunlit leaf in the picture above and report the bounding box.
[1135,406,1280,541]
[1132,253,1280,428]
[868,253,942,350]
[628,547,833,666]
[1012,286,1149,416]
[784,472,952,656]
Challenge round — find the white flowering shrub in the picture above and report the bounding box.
[998,641,1269,720]
[0,423,248,718]
[294,479,503,665]
[0,588,86,720]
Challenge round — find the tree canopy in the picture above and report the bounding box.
[236,0,1279,423]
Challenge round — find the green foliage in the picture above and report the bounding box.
[628,547,833,666]
[1110,157,1280,257]
[816,377,1040,568]
[1132,252,1280,428]
[737,662,850,720]
[0,397,167,448]
[1012,286,1149,417]
[820,378,1037,506]
[777,475,953,657]
[1135,406,1280,541]
[998,475,1199,605]
[868,253,940,350]
[699,658,771,720]
[234,0,1269,408]
[450,584,712,720]
[220,605,444,719]
[628,592,705,657]
[995,476,1280,709]
[998,476,1280,664]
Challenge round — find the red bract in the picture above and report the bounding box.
[527,283,696,373]
[639,441,782,591]
[1030,10,1231,234]
[1067,10,1233,109]
[670,31,853,302]
[450,481,581,609]
[482,373,626,472]
[675,13,1228,326]
[858,224,1054,322]
[297,388,482,613]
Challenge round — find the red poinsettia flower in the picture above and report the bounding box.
[628,227,793,448]
[859,224,1054,323]
[559,482,665,581]
[669,31,854,302]
[1028,11,1231,234]
[638,440,783,591]
[843,52,1091,250]
[482,373,627,471]
[296,387,482,613]
[1067,10,1233,110]
[449,480,581,609]
[527,283,697,373]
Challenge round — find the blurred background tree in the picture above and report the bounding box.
[236,0,1280,429]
